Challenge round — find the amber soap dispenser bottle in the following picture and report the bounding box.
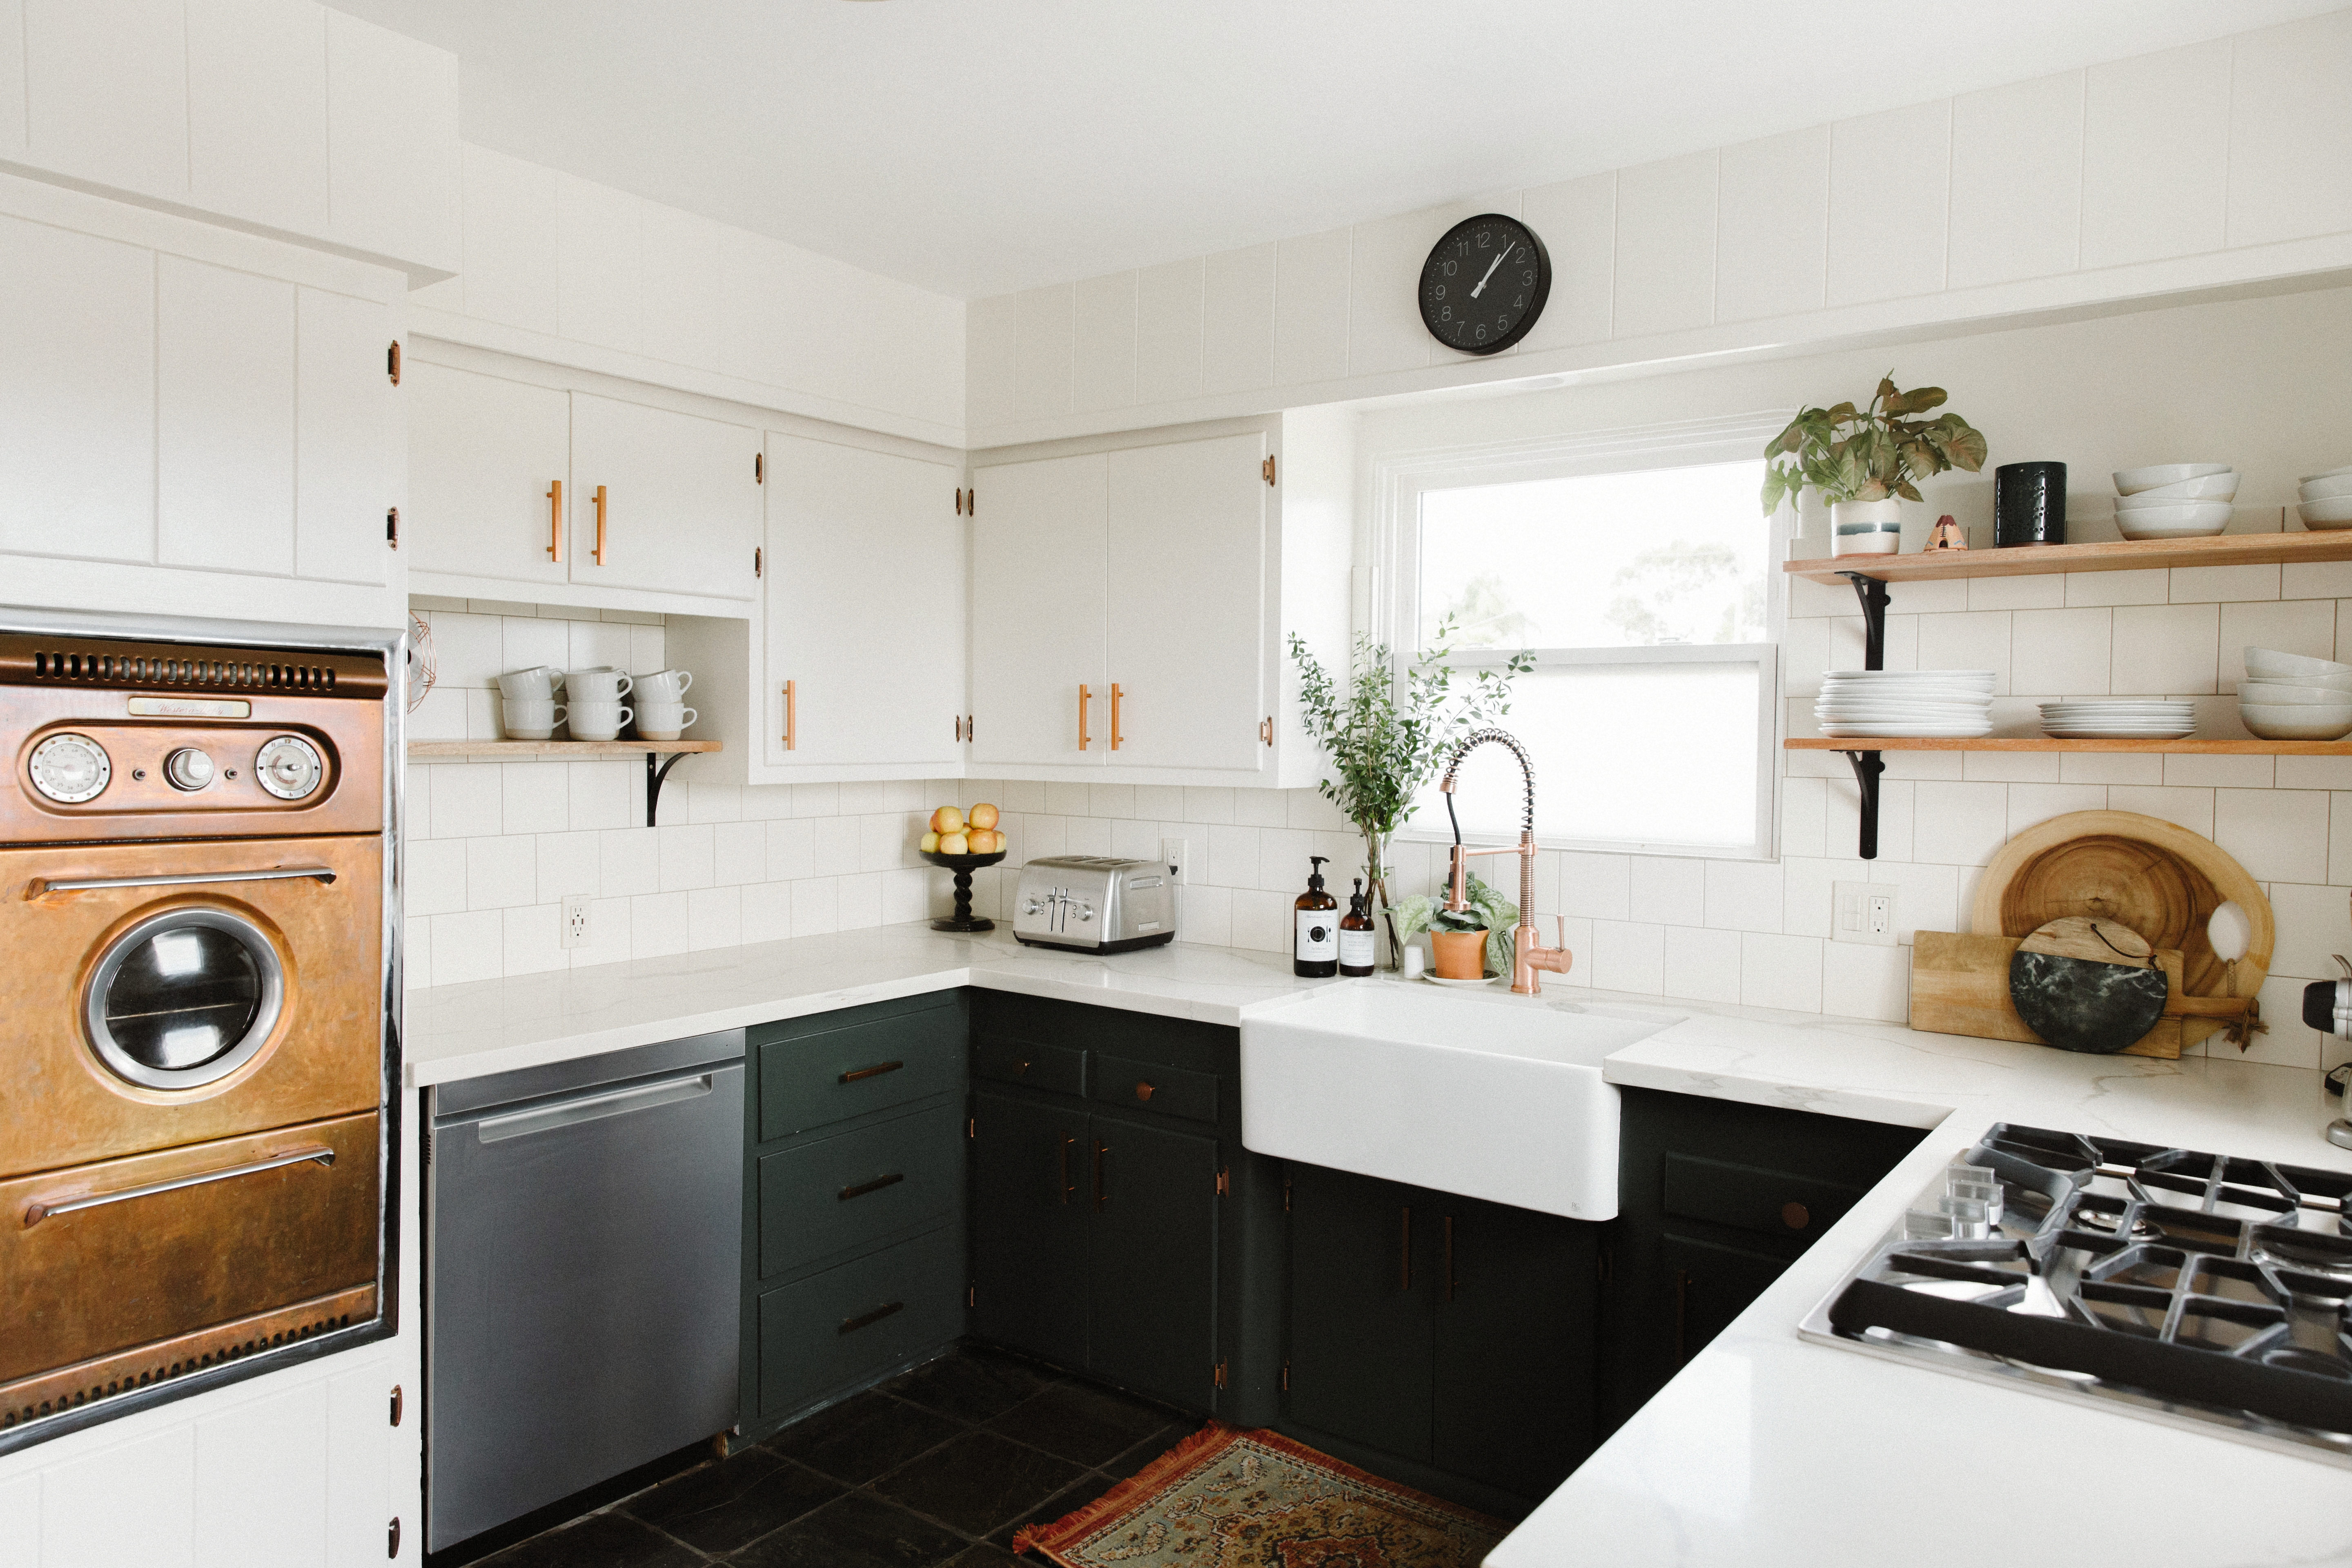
[1339,878,1376,977]
[1294,855,1339,978]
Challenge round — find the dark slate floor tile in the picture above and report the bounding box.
[944,1544,1027,1568]
[472,1510,703,1568]
[883,1347,1059,1425]
[623,1449,842,1555]
[985,1469,1118,1551]
[985,1381,1183,1469]
[726,1491,967,1568]
[870,1430,1086,1539]
[1098,1423,1190,1481]
[764,1390,964,1486]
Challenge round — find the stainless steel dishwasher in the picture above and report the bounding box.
[426,1029,744,1552]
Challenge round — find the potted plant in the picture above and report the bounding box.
[1288,619,1533,968]
[1761,375,1987,556]
[1394,873,1519,980]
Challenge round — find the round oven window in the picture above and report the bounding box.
[85,909,285,1089]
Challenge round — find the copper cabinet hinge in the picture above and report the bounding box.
[755,452,764,483]
[967,1283,976,1308]
[1259,717,1273,746]
[966,1116,975,1139]
[1261,455,1276,486]
[386,508,399,549]
[754,547,762,578]
[1282,1174,1292,1213]
[386,340,400,385]
[1213,1360,1228,1390]
[389,1385,403,1426]
[955,488,963,514]
[388,1517,401,1558]
[1215,1166,1229,1197]
[1280,1359,1290,1393]
[965,488,974,514]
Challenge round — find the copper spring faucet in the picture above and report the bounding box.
[1439,727,1574,995]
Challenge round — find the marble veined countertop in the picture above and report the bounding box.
[403,923,2352,1565]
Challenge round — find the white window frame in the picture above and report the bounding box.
[1372,410,1796,861]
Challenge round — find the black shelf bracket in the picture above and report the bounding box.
[1835,570,1892,859]
[644,750,691,827]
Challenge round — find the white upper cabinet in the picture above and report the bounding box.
[156,256,298,576]
[405,360,571,589]
[187,0,332,235]
[24,0,189,199]
[568,392,761,601]
[294,287,396,585]
[969,452,1109,773]
[325,7,462,273]
[763,433,965,771]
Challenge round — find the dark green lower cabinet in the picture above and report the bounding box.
[757,1227,962,1416]
[1285,1164,1598,1505]
[969,1089,1090,1368]
[1650,1232,1789,1371]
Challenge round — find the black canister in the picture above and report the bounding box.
[1995,461,2066,547]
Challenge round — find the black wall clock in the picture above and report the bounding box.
[1419,214,1549,356]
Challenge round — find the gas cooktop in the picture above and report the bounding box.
[1800,1123,2352,1465]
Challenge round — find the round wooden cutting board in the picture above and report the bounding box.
[1970,810,2272,1051]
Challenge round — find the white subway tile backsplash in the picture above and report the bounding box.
[501,762,567,835]
[1704,859,1784,933]
[1630,856,1705,926]
[2214,789,2330,884]
[430,910,503,986]
[740,882,791,945]
[1741,933,1824,1013]
[2112,603,2220,694]
[1822,941,1909,1023]
[1663,925,1743,1003]
[1912,781,2011,867]
[2007,784,2107,836]
[406,840,465,917]
[501,903,568,976]
[2221,599,2335,687]
[715,821,769,885]
[466,835,537,911]
[2165,753,2274,788]
[535,830,602,903]
[1591,920,1666,994]
[2106,786,2216,840]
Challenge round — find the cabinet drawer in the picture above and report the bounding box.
[1089,1054,1217,1124]
[755,1226,960,1419]
[759,1105,960,1280]
[1661,1154,1867,1245]
[758,1010,961,1141]
[973,1035,1086,1097]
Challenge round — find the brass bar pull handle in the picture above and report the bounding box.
[1078,684,1091,751]
[546,479,564,561]
[1674,1269,1693,1365]
[34,866,337,897]
[838,1173,905,1202]
[1109,682,1124,750]
[26,1145,333,1227]
[838,1060,902,1084]
[1060,1134,1076,1204]
[590,483,608,565]
[1401,1205,1412,1292]
[838,1301,904,1335]
[1094,1140,1109,1211]
[783,680,797,751]
[1443,1214,1455,1301]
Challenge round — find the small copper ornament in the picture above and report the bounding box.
[1925,514,1968,551]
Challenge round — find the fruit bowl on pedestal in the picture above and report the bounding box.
[922,848,1008,932]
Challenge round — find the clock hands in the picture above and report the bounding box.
[1470,244,1510,299]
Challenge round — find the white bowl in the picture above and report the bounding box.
[2239,680,2352,704]
[2113,498,2233,539]
[2125,472,2241,501]
[2239,702,2352,740]
[2301,464,2352,484]
[2299,496,2352,527]
[2300,474,2352,502]
[2244,646,2352,680]
[2114,463,2232,495]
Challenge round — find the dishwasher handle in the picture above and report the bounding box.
[473,1071,717,1144]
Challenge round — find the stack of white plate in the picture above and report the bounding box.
[2241,646,2352,738]
[2113,463,2237,541]
[2298,466,2352,531]
[1816,670,1995,737]
[2038,699,2196,739]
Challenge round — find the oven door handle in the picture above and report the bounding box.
[30,866,339,897]
[24,1145,335,1227]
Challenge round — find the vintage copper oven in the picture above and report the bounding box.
[0,610,401,1452]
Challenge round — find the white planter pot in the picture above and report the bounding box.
[1831,497,1904,557]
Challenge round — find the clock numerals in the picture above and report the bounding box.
[1419,214,1549,357]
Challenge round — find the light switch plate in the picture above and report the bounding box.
[1833,880,1898,946]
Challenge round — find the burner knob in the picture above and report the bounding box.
[28,732,111,803]
[163,747,216,791]
[254,735,324,800]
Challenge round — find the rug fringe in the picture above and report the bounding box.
[1010,1421,1241,1562]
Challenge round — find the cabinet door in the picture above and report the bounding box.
[1088,1114,1218,1409]
[157,254,296,576]
[294,287,394,585]
[569,391,760,600]
[969,1089,1090,1370]
[1431,1198,1597,1499]
[405,361,570,586]
[765,433,964,769]
[1285,1164,1433,1461]
[1104,433,1268,775]
[969,452,1106,771]
[1654,1232,1788,1376]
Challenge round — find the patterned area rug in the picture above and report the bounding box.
[1011,1423,1509,1567]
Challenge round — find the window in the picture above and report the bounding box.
[1380,414,1787,859]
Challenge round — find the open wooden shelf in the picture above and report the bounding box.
[1782,526,2352,586]
[1788,737,2352,755]
[406,739,722,759]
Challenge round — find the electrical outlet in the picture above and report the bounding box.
[561,893,592,949]
[1833,881,1898,947]
[1163,837,1190,884]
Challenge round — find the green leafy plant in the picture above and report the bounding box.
[1759,374,1987,514]
[1289,619,1533,967]
[1392,871,1519,974]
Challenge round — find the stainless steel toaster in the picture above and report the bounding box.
[1011,855,1177,953]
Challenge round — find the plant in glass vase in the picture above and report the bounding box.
[1760,374,1987,557]
[1287,617,1533,968]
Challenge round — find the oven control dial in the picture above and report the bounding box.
[163,746,216,791]
[254,735,324,800]
[28,732,111,803]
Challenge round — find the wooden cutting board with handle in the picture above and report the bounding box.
[1912,929,2187,1058]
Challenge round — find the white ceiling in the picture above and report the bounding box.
[328,1,2343,300]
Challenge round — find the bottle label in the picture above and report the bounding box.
[1296,910,1337,960]
[1339,928,1376,969]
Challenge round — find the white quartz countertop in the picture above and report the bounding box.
[403,922,2352,1564]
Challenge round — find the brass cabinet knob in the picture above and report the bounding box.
[1782,1201,1810,1230]
[1134,1081,1156,1102]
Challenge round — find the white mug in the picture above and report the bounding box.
[501,698,566,740]
[498,666,564,700]
[635,703,696,741]
[568,666,633,702]
[567,701,632,742]
[636,668,693,700]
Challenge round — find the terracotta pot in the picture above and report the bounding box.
[1429,929,1490,980]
